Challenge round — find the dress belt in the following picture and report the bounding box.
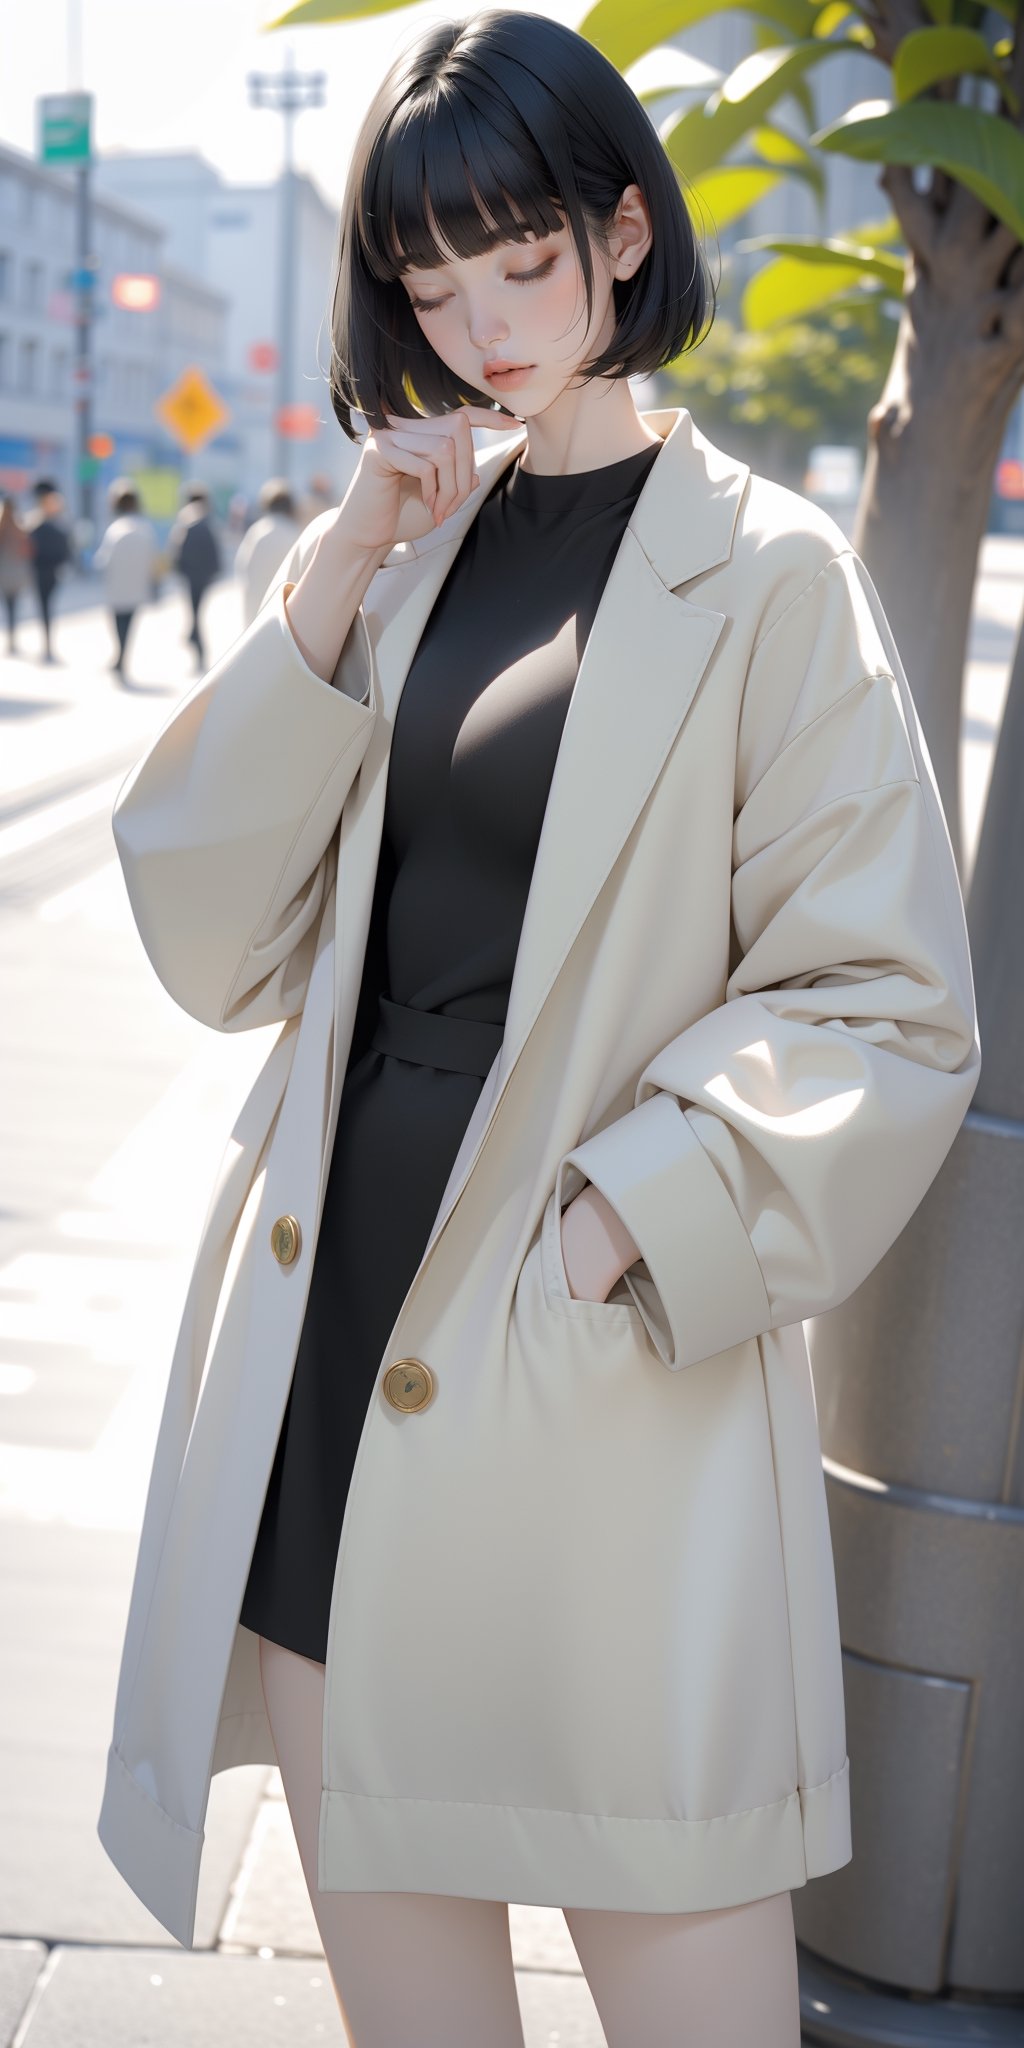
[369,993,504,1080]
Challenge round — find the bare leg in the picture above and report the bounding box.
[257,1635,526,2048]
[563,1891,801,2048]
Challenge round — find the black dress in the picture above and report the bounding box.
[240,437,662,1662]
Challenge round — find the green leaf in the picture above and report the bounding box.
[893,25,1017,110]
[264,0,414,19]
[626,44,725,106]
[748,122,814,163]
[740,244,904,327]
[810,97,1024,241]
[662,37,864,180]
[576,0,819,73]
[748,122,828,198]
[690,165,787,227]
[738,230,907,283]
[812,2,863,35]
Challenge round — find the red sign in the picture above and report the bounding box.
[995,457,1024,500]
[249,342,278,373]
[276,403,320,439]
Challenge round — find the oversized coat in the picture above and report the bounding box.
[97,404,981,1948]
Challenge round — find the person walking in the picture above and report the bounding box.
[167,481,221,671]
[92,479,159,684]
[24,479,72,663]
[0,494,31,654]
[298,471,337,529]
[233,478,304,630]
[98,12,981,2045]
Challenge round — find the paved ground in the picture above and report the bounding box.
[0,542,1019,2045]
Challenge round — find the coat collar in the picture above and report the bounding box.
[382,403,746,595]
[342,405,750,1261]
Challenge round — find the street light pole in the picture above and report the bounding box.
[246,47,326,483]
[73,152,96,543]
[68,0,95,546]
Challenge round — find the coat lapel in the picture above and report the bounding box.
[341,405,749,1252]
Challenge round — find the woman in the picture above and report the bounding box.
[0,494,31,653]
[92,479,159,683]
[97,12,981,2046]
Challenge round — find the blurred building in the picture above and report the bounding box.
[0,136,356,521]
[0,137,231,513]
[93,149,358,507]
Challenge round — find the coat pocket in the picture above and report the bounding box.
[538,1185,648,1330]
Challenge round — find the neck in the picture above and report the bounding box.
[516,377,663,477]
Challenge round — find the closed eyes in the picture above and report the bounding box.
[407,255,557,314]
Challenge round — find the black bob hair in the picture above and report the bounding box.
[328,8,715,441]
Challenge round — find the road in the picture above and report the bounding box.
[0,542,1020,2045]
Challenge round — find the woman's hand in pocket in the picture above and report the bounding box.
[559,1184,642,1304]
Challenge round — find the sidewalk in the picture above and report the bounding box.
[0,1792,610,2045]
[0,1911,607,2048]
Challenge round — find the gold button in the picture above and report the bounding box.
[382,1358,435,1412]
[270,1214,302,1265]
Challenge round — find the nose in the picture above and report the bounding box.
[469,310,510,352]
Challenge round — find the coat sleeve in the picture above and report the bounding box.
[556,544,982,1372]
[109,526,378,1033]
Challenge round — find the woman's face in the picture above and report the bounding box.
[396,198,641,414]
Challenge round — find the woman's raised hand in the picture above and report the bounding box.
[335,404,521,554]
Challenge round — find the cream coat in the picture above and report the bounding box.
[96,405,981,1948]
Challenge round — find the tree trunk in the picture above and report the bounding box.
[965,606,1024,1119]
[853,297,1019,874]
[849,165,1024,875]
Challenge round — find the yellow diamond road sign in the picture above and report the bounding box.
[155,366,229,453]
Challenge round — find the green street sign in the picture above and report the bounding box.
[76,454,101,481]
[39,93,92,165]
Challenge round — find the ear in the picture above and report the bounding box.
[608,182,653,279]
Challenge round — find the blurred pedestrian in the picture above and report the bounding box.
[0,494,32,654]
[25,479,72,663]
[168,481,222,671]
[225,490,252,547]
[233,478,304,629]
[92,478,159,684]
[299,472,338,529]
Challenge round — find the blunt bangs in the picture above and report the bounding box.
[328,9,716,440]
[359,93,568,283]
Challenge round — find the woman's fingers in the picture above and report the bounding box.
[380,406,502,524]
[384,432,457,522]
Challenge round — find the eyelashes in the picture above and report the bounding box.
[408,256,557,314]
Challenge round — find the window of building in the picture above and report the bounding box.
[19,337,38,394]
[24,260,45,312]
